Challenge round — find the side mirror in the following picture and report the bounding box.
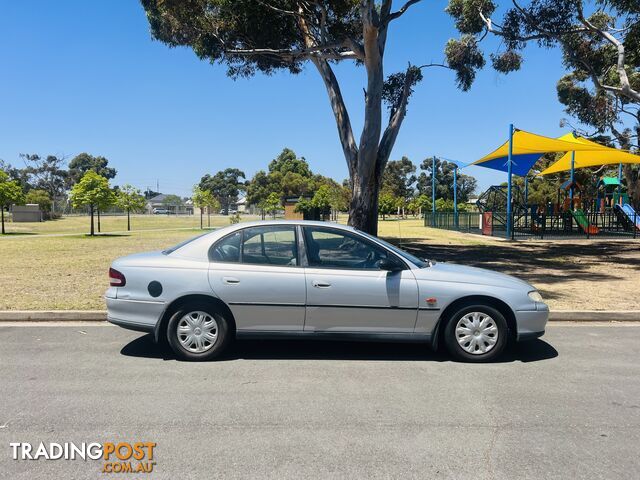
[378,258,403,272]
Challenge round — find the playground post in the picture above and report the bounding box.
[506,123,514,239]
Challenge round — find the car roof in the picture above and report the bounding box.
[170,220,360,259]
[224,219,357,230]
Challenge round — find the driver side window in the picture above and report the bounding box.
[303,227,390,269]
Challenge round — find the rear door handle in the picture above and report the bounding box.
[312,281,331,288]
[223,277,240,285]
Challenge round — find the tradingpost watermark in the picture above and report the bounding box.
[9,441,157,474]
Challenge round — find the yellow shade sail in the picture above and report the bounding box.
[470,130,611,176]
[540,148,640,175]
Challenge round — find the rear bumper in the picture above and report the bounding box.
[105,296,164,332]
[515,307,549,342]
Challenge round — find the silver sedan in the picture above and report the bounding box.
[106,220,548,362]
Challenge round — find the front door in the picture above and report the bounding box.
[302,226,419,332]
[208,225,306,331]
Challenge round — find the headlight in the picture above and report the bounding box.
[528,291,543,303]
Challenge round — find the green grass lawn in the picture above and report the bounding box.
[2,215,636,311]
[2,213,261,235]
[0,216,496,310]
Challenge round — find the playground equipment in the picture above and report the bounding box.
[427,126,640,239]
[614,203,640,232]
[595,177,629,212]
[571,209,599,235]
[476,185,526,233]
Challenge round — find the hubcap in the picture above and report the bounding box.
[177,311,218,354]
[455,312,498,355]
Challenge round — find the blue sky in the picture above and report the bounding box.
[1,1,583,196]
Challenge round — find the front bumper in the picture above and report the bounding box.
[106,297,164,332]
[515,305,549,341]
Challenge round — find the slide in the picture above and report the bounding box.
[614,203,640,232]
[571,209,599,235]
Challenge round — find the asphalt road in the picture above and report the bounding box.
[1,323,639,480]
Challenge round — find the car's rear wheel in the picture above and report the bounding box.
[167,303,232,361]
[444,304,508,362]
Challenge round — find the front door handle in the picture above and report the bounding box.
[223,277,240,285]
[312,281,331,288]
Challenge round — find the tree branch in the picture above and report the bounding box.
[377,65,417,173]
[576,2,640,104]
[295,7,358,176]
[385,0,423,24]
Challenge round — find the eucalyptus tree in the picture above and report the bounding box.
[141,0,487,234]
[447,0,640,199]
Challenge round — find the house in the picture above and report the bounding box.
[146,194,193,215]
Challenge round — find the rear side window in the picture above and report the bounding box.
[209,231,241,263]
[242,226,298,266]
[209,226,298,266]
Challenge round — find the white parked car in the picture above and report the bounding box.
[106,221,548,362]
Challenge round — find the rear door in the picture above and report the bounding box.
[302,226,419,333]
[208,225,306,332]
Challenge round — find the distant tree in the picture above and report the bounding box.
[144,189,161,199]
[192,186,220,228]
[260,192,282,219]
[116,184,146,231]
[311,185,332,220]
[294,197,314,217]
[192,186,208,229]
[414,194,433,215]
[268,148,313,177]
[69,171,114,236]
[161,194,183,212]
[418,159,477,203]
[246,170,278,219]
[0,170,25,234]
[67,153,117,187]
[382,157,417,199]
[378,192,397,220]
[0,160,30,192]
[19,154,68,212]
[141,0,490,235]
[25,189,52,213]
[200,168,246,214]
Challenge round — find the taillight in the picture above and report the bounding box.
[109,268,126,287]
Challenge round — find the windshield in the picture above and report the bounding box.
[162,233,208,255]
[359,231,431,268]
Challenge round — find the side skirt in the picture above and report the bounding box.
[236,331,432,344]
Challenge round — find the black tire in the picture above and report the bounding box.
[443,304,509,362]
[166,302,232,361]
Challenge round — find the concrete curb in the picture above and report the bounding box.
[548,311,640,321]
[1,310,640,322]
[0,311,107,321]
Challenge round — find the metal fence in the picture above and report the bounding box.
[423,212,481,233]
[424,210,640,240]
[513,211,639,240]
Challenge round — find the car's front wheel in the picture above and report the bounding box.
[444,305,508,362]
[167,303,232,361]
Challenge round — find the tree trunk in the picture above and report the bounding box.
[97,209,101,233]
[207,207,211,227]
[90,206,95,236]
[127,209,131,231]
[623,164,640,209]
[200,209,203,229]
[1,207,5,235]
